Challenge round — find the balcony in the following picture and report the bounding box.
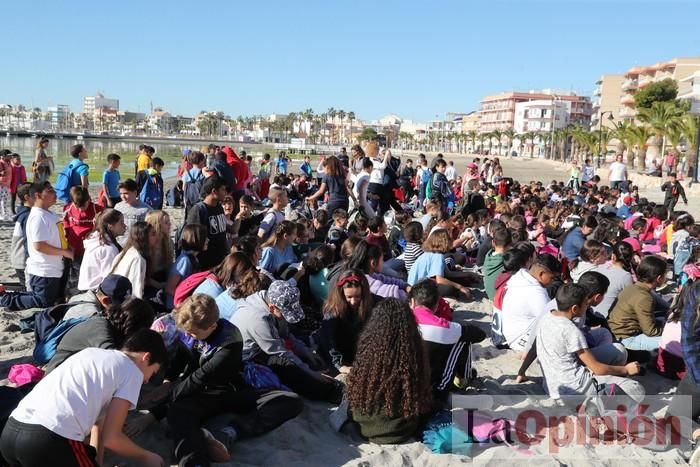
[592,99,600,110]
[593,86,602,96]
[621,79,638,91]
[619,107,636,118]
[620,94,635,105]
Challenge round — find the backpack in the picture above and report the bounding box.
[673,238,700,276]
[139,173,163,209]
[420,168,431,185]
[18,301,91,365]
[55,160,86,202]
[490,284,509,348]
[425,172,434,200]
[173,271,220,307]
[183,168,205,209]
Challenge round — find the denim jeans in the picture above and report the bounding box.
[0,274,62,310]
[620,333,662,351]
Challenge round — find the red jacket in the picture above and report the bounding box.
[10,164,26,193]
[63,202,103,257]
[222,147,250,191]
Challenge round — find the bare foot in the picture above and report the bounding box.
[202,428,231,463]
[515,374,528,383]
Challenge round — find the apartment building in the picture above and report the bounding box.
[83,92,119,117]
[478,90,591,133]
[591,74,625,129]
[618,56,700,120]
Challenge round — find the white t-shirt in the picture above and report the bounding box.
[445,166,456,181]
[111,247,147,298]
[25,207,64,278]
[536,311,593,399]
[500,269,550,351]
[11,348,143,441]
[608,162,627,182]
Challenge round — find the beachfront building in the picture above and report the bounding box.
[478,90,591,133]
[83,92,119,117]
[591,74,624,130]
[617,56,700,120]
[47,105,71,130]
[679,70,700,114]
[513,99,569,133]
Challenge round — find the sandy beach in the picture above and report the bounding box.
[0,155,694,466]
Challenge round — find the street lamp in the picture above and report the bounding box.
[597,111,614,168]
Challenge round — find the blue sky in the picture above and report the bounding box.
[3,0,698,122]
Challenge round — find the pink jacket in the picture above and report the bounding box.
[0,160,11,188]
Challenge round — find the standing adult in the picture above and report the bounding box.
[399,158,416,201]
[350,144,366,177]
[307,156,356,215]
[0,182,73,310]
[337,147,350,170]
[367,149,401,216]
[445,160,456,181]
[608,154,628,191]
[33,137,53,183]
[664,151,677,177]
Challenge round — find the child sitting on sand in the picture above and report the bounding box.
[78,209,126,291]
[536,283,644,403]
[0,329,167,467]
[410,279,485,399]
[165,224,207,309]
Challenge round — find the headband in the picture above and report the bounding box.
[337,275,362,287]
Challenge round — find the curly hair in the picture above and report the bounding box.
[346,298,432,420]
[105,297,155,347]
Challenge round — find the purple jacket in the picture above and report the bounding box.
[366,273,408,300]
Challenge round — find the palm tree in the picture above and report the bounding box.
[502,128,515,157]
[612,121,635,166]
[337,110,346,144]
[327,108,337,144]
[637,101,684,161]
[466,130,478,154]
[625,125,653,171]
[347,111,355,144]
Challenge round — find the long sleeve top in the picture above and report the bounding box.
[608,282,663,340]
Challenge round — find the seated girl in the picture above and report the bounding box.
[346,298,434,444]
[78,209,126,291]
[259,221,299,278]
[144,211,174,293]
[407,229,472,299]
[318,269,376,375]
[346,241,410,300]
[304,244,336,307]
[165,224,208,309]
[570,239,608,283]
[111,222,157,299]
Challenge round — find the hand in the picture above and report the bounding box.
[625,361,641,376]
[339,365,352,375]
[141,451,166,467]
[458,286,471,299]
[63,248,74,260]
[124,413,156,437]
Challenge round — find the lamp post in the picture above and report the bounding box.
[597,111,614,168]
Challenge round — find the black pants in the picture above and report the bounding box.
[668,372,700,421]
[437,283,460,298]
[263,354,343,404]
[1,417,97,467]
[664,199,677,218]
[10,192,17,215]
[13,270,25,290]
[169,388,302,467]
[368,183,402,216]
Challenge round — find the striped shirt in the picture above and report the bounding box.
[404,242,424,275]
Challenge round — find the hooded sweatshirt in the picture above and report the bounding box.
[366,273,408,300]
[231,291,314,375]
[500,268,550,351]
[78,232,121,291]
[483,250,505,300]
[10,205,31,270]
[222,147,250,191]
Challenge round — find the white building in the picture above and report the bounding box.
[83,92,119,117]
[514,99,570,133]
[47,105,70,129]
[679,70,700,115]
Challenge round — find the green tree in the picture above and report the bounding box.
[347,111,355,143]
[634,78,678,109]
[502,128,515,157]
[358,127,378,142]
[626,125,653,171]
[678,114,699,178]
[637,101,684,160]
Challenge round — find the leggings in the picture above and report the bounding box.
[0,417,97,467]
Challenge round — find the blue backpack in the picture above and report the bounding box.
[55,160,86,202]
[673,237,700,277]
[139,173,163,209]
[183,168,205,210]
[19,301,91,365]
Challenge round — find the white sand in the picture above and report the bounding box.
[0,157,693,466]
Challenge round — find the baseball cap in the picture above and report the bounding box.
[98,274,133,305]
[623,196,633,205]
[267,280,304,324]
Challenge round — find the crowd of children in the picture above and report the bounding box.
[1,141,700,466]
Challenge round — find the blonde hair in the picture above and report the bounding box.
[422,229,451,254]
[175,294,219,330]
[268,187,286,203]
[495,201,511,215]
[145,210,174,270]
